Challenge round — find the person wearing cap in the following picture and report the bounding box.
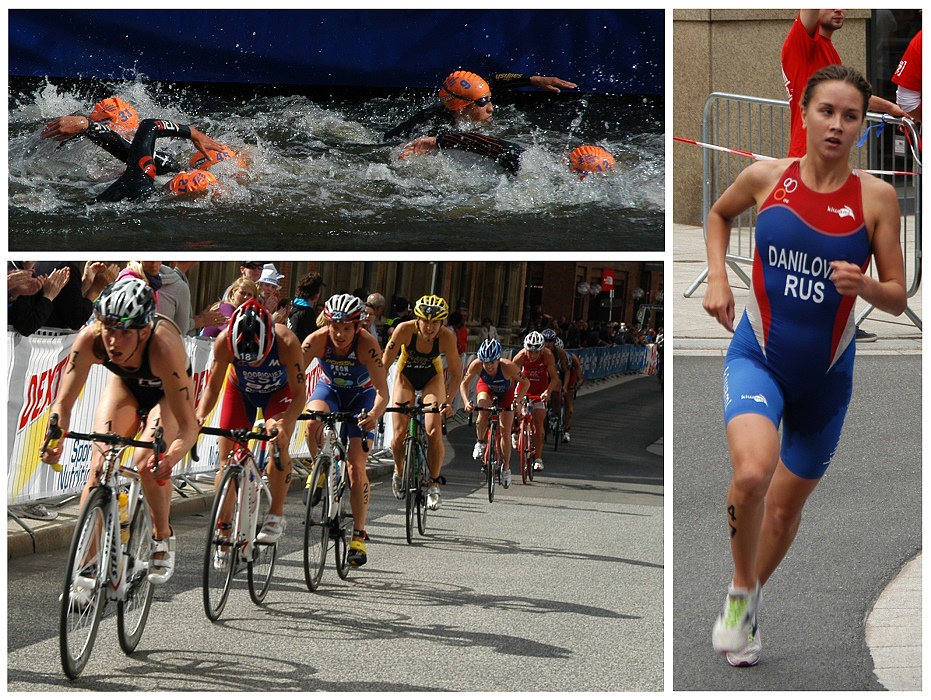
[401,131,616,178]
[385,70,577,141]
[256,264,285,316]
[40,98,235,201]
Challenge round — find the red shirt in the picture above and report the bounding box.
[892,30,922,92]
[781,13,842,157]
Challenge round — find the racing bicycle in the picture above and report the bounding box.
[300,410,366,591]
[199,423,280,622]
[384,401,445,544]
[44,414,163,680]
[516,397,536,485]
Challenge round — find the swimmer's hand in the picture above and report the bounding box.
[40,116,90,141]
[530,76,578,93]
[400,137,438,160]
[189,127,227,160]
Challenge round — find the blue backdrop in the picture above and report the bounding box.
[9,9,663,94]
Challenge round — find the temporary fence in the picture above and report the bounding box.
[8,330,653,508]
[680,92,921,330]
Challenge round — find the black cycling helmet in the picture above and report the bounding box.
[228,299,274,363]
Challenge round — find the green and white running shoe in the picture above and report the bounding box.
[712,582,761,655]
[726,621,761,667]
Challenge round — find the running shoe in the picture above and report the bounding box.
[426,485,442,511]
[472,441,485,461]
[58,564,97,610]
[501,469,512,488]
[148,532,176,584]
[348,539,368,568]
[712,582,761,655]
[533,458,544,471]
[213,549,230,573]
[562,432,570,443]
[391,472,404,500]
[726,621,762,667]
[256,514,286,544]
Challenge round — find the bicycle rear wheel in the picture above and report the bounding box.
[553,404,564,451]
[117,492,154,655]
[60,488,108,680]
[403,437,417,544]
[303,457,330,591]
[248,478,278,605]
[203,468,239,622]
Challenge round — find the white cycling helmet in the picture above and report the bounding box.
[523,330,545,352]
[93,278,155,329]
[324,293,364,324]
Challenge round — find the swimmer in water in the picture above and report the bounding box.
[40,97,235,202]
[384,70,577,140]
[400,133,615,178]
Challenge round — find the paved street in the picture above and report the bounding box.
[672,354,921,690]
[8,376,663,691]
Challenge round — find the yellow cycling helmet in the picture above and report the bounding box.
[414,294,449,322]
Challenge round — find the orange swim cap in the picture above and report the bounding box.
[89,97,139,135]
[168,169,218,195]
[568,146,616,178]
[189,144,237,170]
[438,71,490,111]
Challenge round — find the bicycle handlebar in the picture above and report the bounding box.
[198,425,279,443]
[45,412,167,479]
[299,410,371,453]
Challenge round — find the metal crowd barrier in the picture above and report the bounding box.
[683,91,922,330]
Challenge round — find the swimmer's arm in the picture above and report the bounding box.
[489,73,577,93]
[436,133,524,174]
[384,104,443,141]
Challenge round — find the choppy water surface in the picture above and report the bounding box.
[9,78,664,251]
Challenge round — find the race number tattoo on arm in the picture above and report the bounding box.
[68,351,80,374]
[368,348,384,367]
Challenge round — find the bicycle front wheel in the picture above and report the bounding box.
[486,422,498,503]
[520,418,534,484]
[333,475,352,580]
[248,478,278,605]
[203,467,240,622]
[403,437,418,544]
[117,492,154,655]
[60,488,108,680]
[416,439,429,535]
[303,457,330,591]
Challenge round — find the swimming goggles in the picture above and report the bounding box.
[472,95,492,107]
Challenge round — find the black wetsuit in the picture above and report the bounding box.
[435,133,525,175]
[94,119,197,203]
[384,73,540,141]
[82,120,180,175]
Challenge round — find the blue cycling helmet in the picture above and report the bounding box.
[477,338,502,362]
[541,328,557,342]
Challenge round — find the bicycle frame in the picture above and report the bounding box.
[201,425,277,565]
[47,413,163,680]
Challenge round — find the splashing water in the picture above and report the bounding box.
[9,77,664,251]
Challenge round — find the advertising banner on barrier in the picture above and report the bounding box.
[7,330,649,506]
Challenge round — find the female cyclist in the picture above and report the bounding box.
[382,295,462,510]
[459,338,529,487]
